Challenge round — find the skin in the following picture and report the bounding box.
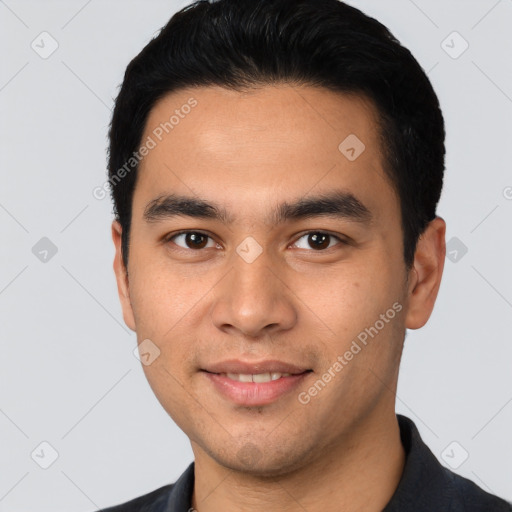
[112,85,446,511]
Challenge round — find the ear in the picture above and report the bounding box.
[405,216,446,330]
[112,220,136,331]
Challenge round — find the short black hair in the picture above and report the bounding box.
[108,0,445,272]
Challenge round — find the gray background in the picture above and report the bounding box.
[1,0,511,510]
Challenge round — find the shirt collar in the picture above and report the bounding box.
[383,414,454,511]
[161,461,195,512]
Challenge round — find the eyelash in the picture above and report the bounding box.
[163,230,348,252]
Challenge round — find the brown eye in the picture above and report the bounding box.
[293,231,344,251]
[308,232,330,250]
[168,231,216,250]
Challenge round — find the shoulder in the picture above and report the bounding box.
[443,467,512,511]
[97,483,174,512]
[389,415,511,511]
[95,461,195,511]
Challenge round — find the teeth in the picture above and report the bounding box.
[224,372,291,382]
[253,373,271,383]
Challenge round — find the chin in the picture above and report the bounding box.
[207,442,310,478]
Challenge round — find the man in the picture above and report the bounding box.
[101,0,512,510]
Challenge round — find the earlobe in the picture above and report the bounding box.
[112,220,137,332]
[405,216,446,330]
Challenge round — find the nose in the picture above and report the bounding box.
[209,250,297,338]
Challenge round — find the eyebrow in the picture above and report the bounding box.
[143,190,374,226]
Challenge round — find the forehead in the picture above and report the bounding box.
[134,84,399,226]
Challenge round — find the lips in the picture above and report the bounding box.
[202,359,311,375]
[201,359,313,406]
[204,372,311,406]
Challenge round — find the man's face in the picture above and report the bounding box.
[113,85,420,475]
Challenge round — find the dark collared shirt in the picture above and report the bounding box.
[99,415,511,511]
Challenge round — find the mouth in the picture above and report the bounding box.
[201,366,313,406]
[209,371,298,383]
[202,359,312,376]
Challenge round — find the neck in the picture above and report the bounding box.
[191,410,405,512]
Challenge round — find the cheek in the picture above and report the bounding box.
[306,279,367,339]
[307,261,393,314]
[313,263,404,354]
[128,258,199,339]
[140,362,195,435]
